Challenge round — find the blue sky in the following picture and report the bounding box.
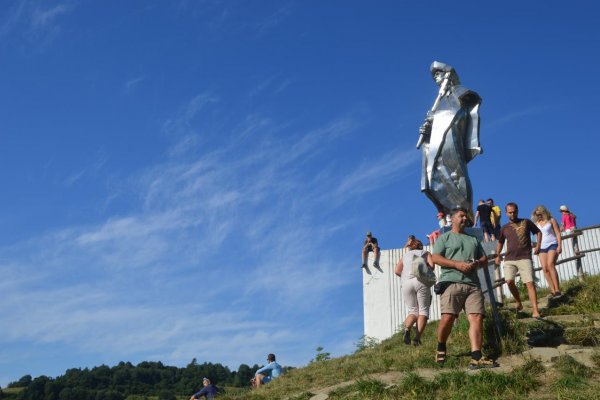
[1,0,599,386]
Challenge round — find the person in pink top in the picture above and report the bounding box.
[559,205,577,233]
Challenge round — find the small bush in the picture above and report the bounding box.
[355,378,385,397]
[554,355,592,378]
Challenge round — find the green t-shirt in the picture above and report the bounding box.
[432,231,485,286]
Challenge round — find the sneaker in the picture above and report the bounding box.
[412,338,421,346]
[468,357,499,370]
[403,329,411,345]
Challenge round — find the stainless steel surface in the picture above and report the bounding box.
[418,61,482,222]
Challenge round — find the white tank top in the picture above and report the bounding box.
[537,221,558,248]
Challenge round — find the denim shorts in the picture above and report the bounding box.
[539,243,558,253]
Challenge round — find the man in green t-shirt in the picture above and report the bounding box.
[432,207,499,370]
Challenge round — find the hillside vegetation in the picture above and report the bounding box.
[3,276,600,400]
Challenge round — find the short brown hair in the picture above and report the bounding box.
[408,238,423,250]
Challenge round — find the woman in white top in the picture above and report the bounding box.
[394,237,434,346]
[532,205,563,297]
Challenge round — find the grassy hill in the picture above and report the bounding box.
[4,277,600,400]
[218,276,600,400]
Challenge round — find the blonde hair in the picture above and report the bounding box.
[532,205,553,222]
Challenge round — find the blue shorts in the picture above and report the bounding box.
[539,244,558,253]
[262,375,272,384]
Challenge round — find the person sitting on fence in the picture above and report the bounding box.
[252,353,282,387]
[532,205,563,298]
[495,202,543,320]
[394,237,434,346]
[559,205,577,234]
[362,231,381,269]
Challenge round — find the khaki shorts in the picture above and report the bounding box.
[503,259,534,283]
[440,283,485,315]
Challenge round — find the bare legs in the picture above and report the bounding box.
[539,251,561,295]
[403,314,428,343]
[362,247,380,267]
[437,314,456,345]
[505,280,540,318]
[253,374,266,387]
[415,315,428,341]
[437,313,483,351]
[466,313,483,352]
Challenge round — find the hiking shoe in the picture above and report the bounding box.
[468,357,499,370]
[403,329,411,345]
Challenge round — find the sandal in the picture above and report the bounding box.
[435,351,446,365]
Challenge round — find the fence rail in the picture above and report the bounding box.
[362,224,600,342]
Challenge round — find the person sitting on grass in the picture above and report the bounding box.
[252,353,282,387]
[189,377,217,400]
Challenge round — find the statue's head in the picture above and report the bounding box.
[430,61,460,86]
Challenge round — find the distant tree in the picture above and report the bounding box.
[232,364,254,387]
[310,346,331,363]
[94,389,123,400]
[157,390,175,400]
[9,375,32,388]
[354,335,379,352]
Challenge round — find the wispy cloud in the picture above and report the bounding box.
[0,0,27,37]
[332,148,420,198]
[486,105,550,131]
[123,75,146,95]
[255,3,293,35]
[31,3,69,30]
[0,1,73,47]
[63,148,107,186]
[0,91,377,381]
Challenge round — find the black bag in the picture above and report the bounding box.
[433,281,452,295]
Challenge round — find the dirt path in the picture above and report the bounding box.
[305,347,596,400]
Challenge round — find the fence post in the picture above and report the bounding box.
[572,232,585,283]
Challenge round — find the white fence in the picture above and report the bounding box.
[362,225,600,342]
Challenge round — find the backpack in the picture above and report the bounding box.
[410,253,436,287]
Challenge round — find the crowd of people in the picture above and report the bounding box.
[363,202,577,370]
[187,202,578,395]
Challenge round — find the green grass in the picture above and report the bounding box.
[545,275,600,315]
[158,277,600,399]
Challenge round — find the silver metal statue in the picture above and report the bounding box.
[417,61,482,223]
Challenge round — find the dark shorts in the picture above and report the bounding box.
[480,222,493,236]
[540,243,558,253]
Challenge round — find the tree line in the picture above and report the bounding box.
[0,358,274,400]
